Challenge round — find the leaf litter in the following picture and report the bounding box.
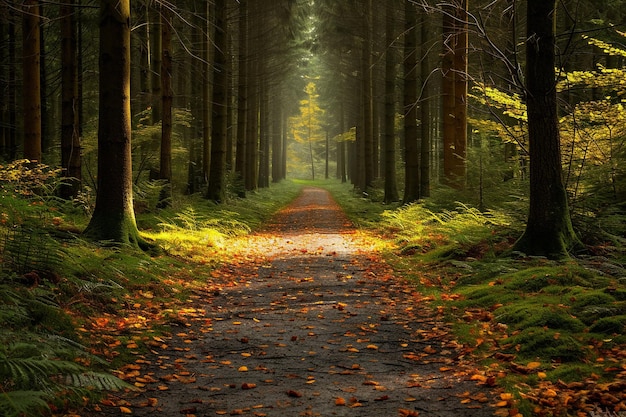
[79,187,503,417]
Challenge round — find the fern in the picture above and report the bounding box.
[0,390,51,417]
[0,283,129,417]
[1,225,64,275]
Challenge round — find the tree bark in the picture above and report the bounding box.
[60,0,82,199]
[84,0,145,248]
[150,2,161,124]
[513,0,581,258]
[22,0,42,162]
[419,8,431,198]
[383,0,398,204]
[403,0,419,203]
[159,3,173,206]
[235,0,248,194]
[207,0,228,202]
[441,1,467,189]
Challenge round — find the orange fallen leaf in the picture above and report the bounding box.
[119,406,132,414]
[335,397,346,406]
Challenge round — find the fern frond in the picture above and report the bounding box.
[0,390,51,417]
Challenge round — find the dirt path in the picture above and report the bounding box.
[88,187,497,416]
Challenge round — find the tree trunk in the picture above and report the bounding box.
[7,10,17,161]
[207,0,228,202]
[362,2,374,190]
[383,0,398,204]
[419,9,431,198]
[235,0,248,194]
[150,3,161,124]
[258,82,270,188]
[272,105,283,183]
[60,0,81,199]
[513,0,581,259]
[403,0,419,203]
[0,13,6,155]
[452,0,468,188]
[442,3,457,188]
[84,0,145,249]
[202,0,212,186]
[159,3,173,206]
[22,0,42,162]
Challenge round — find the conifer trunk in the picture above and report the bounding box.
[513,0,581,258]
[22,0,42,162]
[207,0,228,202]
[84,0,145,248]
[60,0,81,199]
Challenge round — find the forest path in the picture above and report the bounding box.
[87,187,498,417]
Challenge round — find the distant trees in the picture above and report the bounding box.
[1,0,624,254]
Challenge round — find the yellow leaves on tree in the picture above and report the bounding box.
[288,81,326,179]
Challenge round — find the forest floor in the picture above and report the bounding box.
[82,187,504,417]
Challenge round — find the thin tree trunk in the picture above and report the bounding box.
[60,0,81,199]
[235,0,248,194]
[203,0,212,185]
[150,2,161,124]
[22,0,42,162]
[207,0,228,202]
[272,104,282,183]
[441,3,456,187]
[6,9,18,160]
[419,7,431,198]
[383,0,398,204]
[452,0,468,188]
[258,82,269,188]
[158,3,173,206]
[403,0,419,203]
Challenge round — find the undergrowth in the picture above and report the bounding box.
[0,161,302,415]
[323,179,626,416]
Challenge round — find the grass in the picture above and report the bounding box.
[3,171,626,415]
[321,180,626,416]
[0,173,304,416]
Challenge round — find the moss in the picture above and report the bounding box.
[503,266,593,292]
[505,327,585,362]
[496,304,585,332]
[589,315,626,335]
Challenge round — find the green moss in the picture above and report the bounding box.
[547,364,599,383]
[589,315,626,334]
[504,327,586,362]
[503,266,593,292]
